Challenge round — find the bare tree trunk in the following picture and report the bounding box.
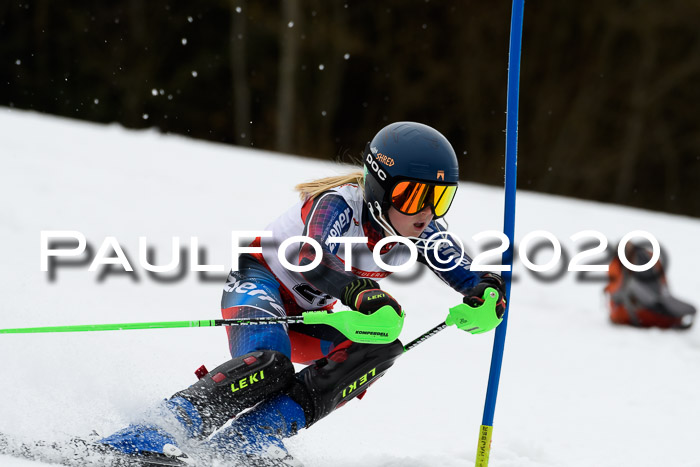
[230,0,250,145]
[539,20,612,194]
[124,0,147,126]
[315,1,346,158]
[613,34,656,202]
[656,121,680,211]
[276,0,300,153]
[33,0,50,87]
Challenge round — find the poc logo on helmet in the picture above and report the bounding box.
[366,152,387,181]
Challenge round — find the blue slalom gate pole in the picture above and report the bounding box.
[475,0,525,465]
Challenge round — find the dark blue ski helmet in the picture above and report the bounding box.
[363,122,459,219]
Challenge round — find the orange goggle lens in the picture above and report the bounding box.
[390,181,457,217]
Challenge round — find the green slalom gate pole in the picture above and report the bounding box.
[475,0,525,465]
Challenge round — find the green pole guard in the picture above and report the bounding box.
[446,287,502,335]
[303,305,404,344]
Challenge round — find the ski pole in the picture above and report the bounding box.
[0,306,404,345]
[403,288,501,352]
[0,316,302,333]
[403,319,481,353]
[2,291,499,349]
[402,321,447,352]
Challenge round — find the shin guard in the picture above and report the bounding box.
[286,340,404,427]
[171,350,295,437]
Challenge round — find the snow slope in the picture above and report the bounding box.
[1,108,699,467]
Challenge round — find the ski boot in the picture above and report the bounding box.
[99,350,296,465]
[208,394,305,467]
[98,422,195,466]
[207,340,405,466]
[606,243,696,329]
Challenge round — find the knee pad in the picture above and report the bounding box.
[171,350,295,437]
[286,340,404,427]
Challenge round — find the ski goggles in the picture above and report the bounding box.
[390,180,457,218]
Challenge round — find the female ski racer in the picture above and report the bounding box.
[99,122,507,466]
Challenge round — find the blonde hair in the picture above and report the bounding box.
[295,170,365,200]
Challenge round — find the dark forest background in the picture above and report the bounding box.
[2,1,699,217]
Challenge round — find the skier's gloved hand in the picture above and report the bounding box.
[446,273,506,335]
[464,272,507,319]
[341,278,402,316]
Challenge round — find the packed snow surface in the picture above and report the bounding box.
[1,109,699,467]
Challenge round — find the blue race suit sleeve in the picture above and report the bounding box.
[298,193,359,299]
[417,220,482,295]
